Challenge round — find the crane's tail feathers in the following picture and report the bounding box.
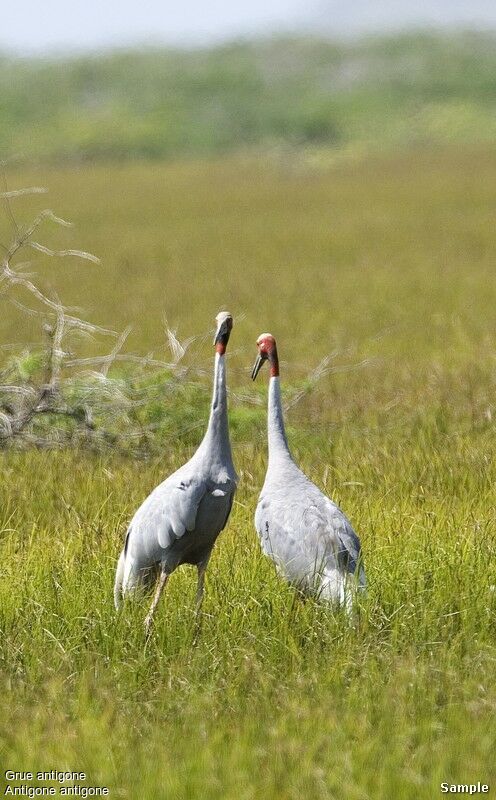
[319,567,365,614]
[114,550,125,610]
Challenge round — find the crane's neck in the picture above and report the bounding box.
[200,351,232,461]
[267,376,291,463]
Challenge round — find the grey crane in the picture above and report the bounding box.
[251,333,365,608]
[114,312,238,631]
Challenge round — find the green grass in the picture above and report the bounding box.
[1,146,496,798]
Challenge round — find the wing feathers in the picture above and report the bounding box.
[155,478,206,548]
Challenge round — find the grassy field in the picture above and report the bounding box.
[0,145,496,798]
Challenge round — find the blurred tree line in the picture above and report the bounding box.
[1,30,495,162]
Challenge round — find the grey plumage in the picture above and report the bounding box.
[252,333,365,607]
[114,312,237,629]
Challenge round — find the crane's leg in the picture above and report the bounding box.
[144,567,169,635]
[193,556,210,645]
[195,556,211,613]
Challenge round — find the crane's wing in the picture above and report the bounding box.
[326,501,366,585]
[217,489,235,533]
[255,494,331,582]
[130,475,208,553]
[256,486,365,586]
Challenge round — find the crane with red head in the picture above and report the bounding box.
[251,332,366,607]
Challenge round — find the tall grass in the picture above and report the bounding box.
[0,146,495,798]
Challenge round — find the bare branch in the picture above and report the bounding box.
[164,316,197,364]
[45,303,66,392]
[283,356,377,412]
[0,178,261,455]
[1,171,21,238]
[0,187,48,199]
[64,353,177,370]
[28,241,100,263]
[99,325,132,378]
[0,385,37,398]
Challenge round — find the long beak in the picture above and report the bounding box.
[251,352,266,381]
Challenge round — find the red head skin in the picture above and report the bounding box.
[257,334,279,377]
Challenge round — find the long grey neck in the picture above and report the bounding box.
[267,376,291,463]
[200,352,231,460]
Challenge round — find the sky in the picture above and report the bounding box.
[1,0,495,53]
[0,0,307,53]
[317,0,496,35]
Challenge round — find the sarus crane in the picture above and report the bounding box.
[114,312,238,631]
[251,333,365,609]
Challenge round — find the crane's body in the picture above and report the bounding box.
[252,335,365,608]
[114,313,237,629]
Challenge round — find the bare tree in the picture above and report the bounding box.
[0,176,186,451]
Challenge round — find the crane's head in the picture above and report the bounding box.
[214,311,233,354]
[252,333,279,380]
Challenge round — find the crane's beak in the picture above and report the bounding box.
[251,352,266,381]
